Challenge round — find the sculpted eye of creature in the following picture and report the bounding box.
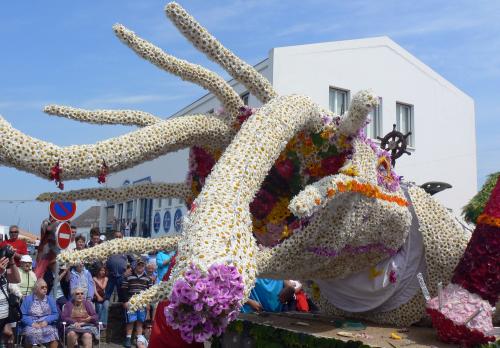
[1,2,496,345]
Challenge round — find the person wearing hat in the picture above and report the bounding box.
[19,254,37,298]
[121,258,153,348]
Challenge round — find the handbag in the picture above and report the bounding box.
[0,277,22,322]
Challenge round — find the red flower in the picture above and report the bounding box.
[250,189,277,219]
[192,147,215,178]
[426,308,494,347]
[389,270,397,284]
[275,159,295,181]
[321,155,345,176]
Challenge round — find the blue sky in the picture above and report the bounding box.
[0,0,499,233]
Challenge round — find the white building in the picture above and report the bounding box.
[102,36,477,236]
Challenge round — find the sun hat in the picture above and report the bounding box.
[20,255,32,263]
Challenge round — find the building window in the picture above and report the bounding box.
[329,87,349,115]
[158,199,162,208]
[365,98,383,139]
[126,201,133,220]
[240,92,249,106]
[117,203,123,221]
[396,102,414,146]
[168,198,172,206]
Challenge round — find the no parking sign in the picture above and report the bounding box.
[49,201,77,221]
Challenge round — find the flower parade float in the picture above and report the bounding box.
[0,2,496,345]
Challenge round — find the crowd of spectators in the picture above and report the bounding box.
[0,222,316,347]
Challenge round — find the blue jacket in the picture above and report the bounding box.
[21,294,59,326]
[106,254,136,278]
[70,269,95,301]
[156,251,175,282]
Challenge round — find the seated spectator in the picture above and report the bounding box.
[241,278,294,313]
[136,319,152,348]
[19,255,37,298]
[20,279,59,348]
[61,287,99,348]
[92,264,109,327]
[70,263,94,302]
[122,259,153,348]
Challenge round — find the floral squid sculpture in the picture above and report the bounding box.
[0,3,496,344]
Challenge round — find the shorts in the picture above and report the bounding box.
[126,308,147,323]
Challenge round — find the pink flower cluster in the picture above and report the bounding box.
[165,263,244,343]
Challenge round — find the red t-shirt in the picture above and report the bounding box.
[149,254,202,348]
[149,300,203,348]
[1,239,28,266]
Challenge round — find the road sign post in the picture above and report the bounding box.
[56,222,72,249]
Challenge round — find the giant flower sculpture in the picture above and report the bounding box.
[0,3,493,344]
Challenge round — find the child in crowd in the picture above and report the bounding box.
[121,259,153,348]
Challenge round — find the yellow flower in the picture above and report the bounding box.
[369,266,383,279]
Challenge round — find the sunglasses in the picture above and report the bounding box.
[9,231,19,234]
[40,286,48,289]
[75,292,84,295]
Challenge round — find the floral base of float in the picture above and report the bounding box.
[426,284,495,346]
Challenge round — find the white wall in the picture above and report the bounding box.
[271,37,476,213]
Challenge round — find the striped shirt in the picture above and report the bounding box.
[121,272,152,302]
[0,276,9,319]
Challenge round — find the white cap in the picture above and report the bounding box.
[20,255,32,263]
[99,235,106,241]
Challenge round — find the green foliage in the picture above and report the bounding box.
[211,320,371,348]
[462,172,500,223]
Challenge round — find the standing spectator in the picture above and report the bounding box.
[61,287,99,348]
[0,225,28,266]
[74,235,86,251]
[122,260,152,348]
[92,265,109,328]
[124,219,131,237]
[145,262,157,284]
[48,263,70,310]
[86,227,101,248]
[105,231,134,302]
[70,263,94,302]
[68,225,77,251]
[0,256,21,336]
[20,279,59,348]
[156,250,175,282]
[130,219,137,237]
[19,255,37,298]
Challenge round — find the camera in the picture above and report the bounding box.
[0,245,15,260]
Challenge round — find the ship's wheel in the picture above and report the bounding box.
[377,124,411,167]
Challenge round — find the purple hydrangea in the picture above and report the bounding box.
[165,263,244,343]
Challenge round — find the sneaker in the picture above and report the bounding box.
[124,336,132,348]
